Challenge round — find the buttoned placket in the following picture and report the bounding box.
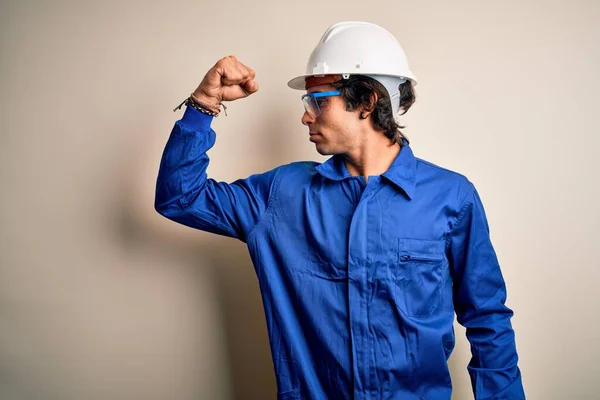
[347,175,384,399]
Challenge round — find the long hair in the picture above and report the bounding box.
[331,76,416,144]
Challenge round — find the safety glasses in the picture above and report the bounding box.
[301,90,341,118]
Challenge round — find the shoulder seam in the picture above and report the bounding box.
[445,182,476,245]
[245,165,284,241]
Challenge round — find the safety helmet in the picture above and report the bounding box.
[288,21,417,115]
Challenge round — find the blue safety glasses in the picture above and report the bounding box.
[301,90,341,118]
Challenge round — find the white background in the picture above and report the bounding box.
[1,1,599,398]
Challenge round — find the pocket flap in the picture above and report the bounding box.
[398,238,445,260]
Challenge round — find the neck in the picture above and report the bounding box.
[343,133,401,183]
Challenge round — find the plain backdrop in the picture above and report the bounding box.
[1,0,599,399]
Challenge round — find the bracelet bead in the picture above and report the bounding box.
[173,95,227,116]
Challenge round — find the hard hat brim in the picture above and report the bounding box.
[287,73,417,90]
[287,75,316,90]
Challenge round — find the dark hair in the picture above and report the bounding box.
[331,76,416,145]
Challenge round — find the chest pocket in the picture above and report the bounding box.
[394,238,446,318]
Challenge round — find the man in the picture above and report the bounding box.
[156,22,525,400]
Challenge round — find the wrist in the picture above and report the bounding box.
[173,92,227,117]
[191,91,220,111]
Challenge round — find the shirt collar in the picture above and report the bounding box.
[315,139,417,199]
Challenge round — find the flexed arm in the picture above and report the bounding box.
[155,57,278,242]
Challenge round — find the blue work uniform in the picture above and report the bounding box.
[155,107,525,400]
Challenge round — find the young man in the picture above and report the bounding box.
[156,22,525,400]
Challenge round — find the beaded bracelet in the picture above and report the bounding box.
[186,98,219,116]
[173,94,228,117]
[189,93,222,112]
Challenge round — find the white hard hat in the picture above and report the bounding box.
[288,21,417,116]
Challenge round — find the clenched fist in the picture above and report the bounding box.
[193,56,258,106]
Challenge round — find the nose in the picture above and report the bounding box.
[301,110,315,126]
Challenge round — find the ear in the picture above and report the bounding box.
[360,92,379,119]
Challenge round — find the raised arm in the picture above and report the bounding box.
[155,57,278,242]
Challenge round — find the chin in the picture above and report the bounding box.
[314,145,335,156]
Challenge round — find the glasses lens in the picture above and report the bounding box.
[302,95,320,118]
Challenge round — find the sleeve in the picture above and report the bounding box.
[448,183,526,399]
[154,106,280,242]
